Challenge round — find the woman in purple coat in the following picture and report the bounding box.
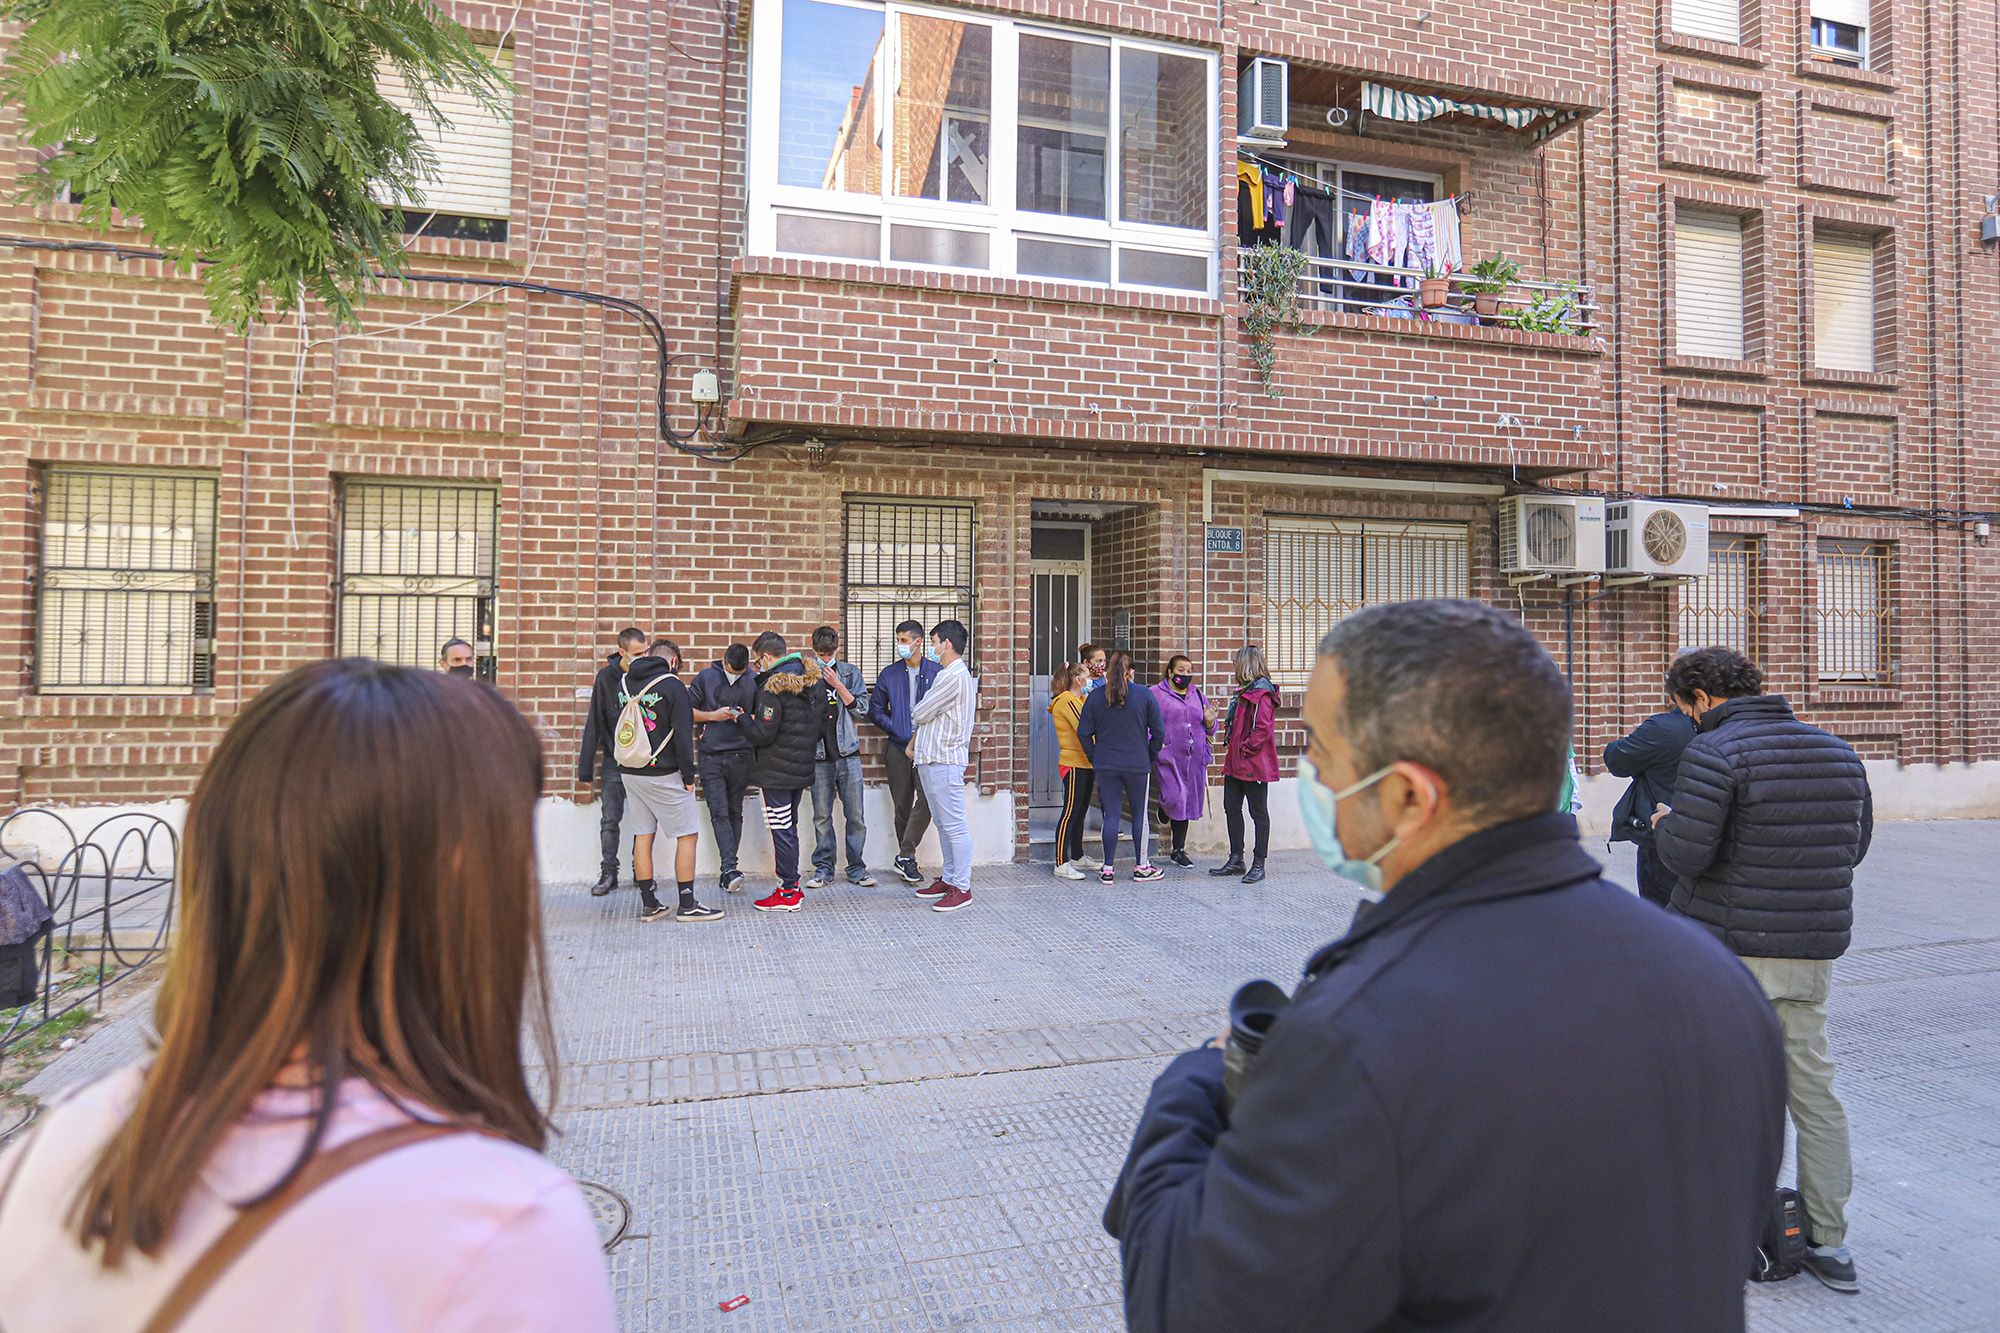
[1150,654,1217,868]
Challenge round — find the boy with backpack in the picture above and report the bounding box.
[614,640,720,922]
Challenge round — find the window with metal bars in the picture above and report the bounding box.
[1816,539,1892,683]
[1677,535,1759,660]
[843,499,975,682]
[1263,518,1470,686]
[337,481,498,677]
[35,469,218,694]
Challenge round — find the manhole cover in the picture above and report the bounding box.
[577,1180,632,1252]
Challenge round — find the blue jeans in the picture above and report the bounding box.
[812,755,868,879]
[917,763,971,891]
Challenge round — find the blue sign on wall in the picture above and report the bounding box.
[1205,526,1245,554]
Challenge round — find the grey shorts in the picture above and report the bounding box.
[622,772,699,839]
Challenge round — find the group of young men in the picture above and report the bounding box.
[576,619,981,920]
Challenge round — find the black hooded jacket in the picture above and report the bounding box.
[737,654,824,792]
[1654,695,1873,959]
[578,651,624,783]
[611,654,696,785]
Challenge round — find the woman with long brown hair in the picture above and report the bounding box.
[1076,650,1166,884]
[0,660,615,1330]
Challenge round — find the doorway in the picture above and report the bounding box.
[1028,523,1090,844]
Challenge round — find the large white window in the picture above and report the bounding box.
[1814,232,1877,372]
[1263,518,1469,685]
[375,46,515,240]
[1809,0,1869,66]
[750,0,1217,293]
[1674,210,1746,361]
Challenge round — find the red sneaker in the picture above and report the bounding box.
[915,878,951,899]
[753,886,804,913]
[931,886,973,912]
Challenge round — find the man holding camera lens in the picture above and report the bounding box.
[1105,600,1786,1332]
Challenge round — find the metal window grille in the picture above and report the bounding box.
[1677,535,1759,660]
[1264,518,1470,686]
[843,499,975,681]
[36,469,217,693]
[1816,539,1892,682]
[337,481,498,676]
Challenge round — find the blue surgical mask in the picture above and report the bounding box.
[924,645,942,664]
[1297,755,1399,897]
[901,641,921,661]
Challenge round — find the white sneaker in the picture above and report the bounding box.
[1077,855,1103,871]
[1054,861,1087,880]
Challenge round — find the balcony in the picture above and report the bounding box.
[1266,254,1600,335]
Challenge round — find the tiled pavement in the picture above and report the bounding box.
[23,821,2000,1330]
[529,821,2000,1332]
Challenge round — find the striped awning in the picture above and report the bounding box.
[1362,80,1581,140]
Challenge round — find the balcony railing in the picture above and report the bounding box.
[1243,253,1600,335]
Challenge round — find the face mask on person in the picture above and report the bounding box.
[925,644,942,664]
[898,639,920,662]
[1170,673,1191,691]
[447,665,475,678]
[1296,755,1403,898]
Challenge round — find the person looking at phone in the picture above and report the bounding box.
[690,643,758,896]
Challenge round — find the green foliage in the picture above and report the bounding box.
[1501,282,1584,335]
[1462,253,1522,297]
[1,0,508,330]
[1239,242,1311,396]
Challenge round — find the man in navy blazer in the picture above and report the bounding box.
[1105,599,1786,1332]
[1604,701,1697,905]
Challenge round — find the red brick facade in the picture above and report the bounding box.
[1,0,1996,843]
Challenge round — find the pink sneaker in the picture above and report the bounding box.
[931,886,973,912]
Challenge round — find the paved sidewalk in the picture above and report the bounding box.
[533,821,2000,1332]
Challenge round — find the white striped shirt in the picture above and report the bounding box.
[909,659,977,767]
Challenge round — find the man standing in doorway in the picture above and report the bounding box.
[1653,646,1872,1294]
[579,626,649,897]
[438,638,475,676]
[807,626,876,891]
[868,620,939,886]
[615,640,720,923]
[739,632,825,913]
[910,620,978,913]
[689,642,758,895]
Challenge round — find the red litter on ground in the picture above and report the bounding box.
[718,1295,751,1312]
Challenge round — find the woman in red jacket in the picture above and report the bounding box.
[1210,645,1280,884]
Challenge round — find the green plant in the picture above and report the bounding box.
[1463,254,1522,296]
[1501,283,1584,335]
[1,0,508,330]
[1239,242,1312,395]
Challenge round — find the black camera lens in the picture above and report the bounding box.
[1223,979,1292,1116]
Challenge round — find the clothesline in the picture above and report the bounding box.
[1235,150,1476,217]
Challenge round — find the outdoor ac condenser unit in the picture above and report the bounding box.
[1605,500,1710,577]
[1498,495,1607,575]
[1239,57,1289,141]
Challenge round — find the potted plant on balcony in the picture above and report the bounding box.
[1500,282,1584,336]
[1417,262,1452,310]
[1462,254,1521,320]
[1239,242,1312,395]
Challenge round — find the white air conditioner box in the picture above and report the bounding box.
[1606,500,1710,577]
[1239,57,1289,141]
[1499,495,1607,574]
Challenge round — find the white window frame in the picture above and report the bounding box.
[1809,0,1870,66]
[747,0,1218,295]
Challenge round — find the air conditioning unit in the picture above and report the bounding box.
[1499,495,1607,575]
[1239,57,1289,141]
[1606,500,1710,577]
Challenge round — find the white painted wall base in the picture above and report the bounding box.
[13,759,2000,881]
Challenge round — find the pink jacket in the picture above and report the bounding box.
[1222,679,1281,783]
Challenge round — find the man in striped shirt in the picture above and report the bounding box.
[909,619,978,913]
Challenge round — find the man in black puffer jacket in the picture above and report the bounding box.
[737,631,824,913]
[1653,646,1872,1296]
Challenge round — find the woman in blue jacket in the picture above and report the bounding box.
[1078,651,1165,883]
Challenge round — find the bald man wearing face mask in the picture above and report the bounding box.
[1105,599,1786,1333]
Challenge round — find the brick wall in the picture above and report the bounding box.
[0,0,1994,840]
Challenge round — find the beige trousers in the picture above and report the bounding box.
[1738,955,1853,1247]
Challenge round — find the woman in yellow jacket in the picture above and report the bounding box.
[1048,662,1096,879]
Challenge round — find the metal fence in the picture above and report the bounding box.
[1263,518,1470,685]
[337,481,498,677]
[1817,540,1893,682]
[1,809,177,1060]
[843,499,975,681]
[1678,535,1760,660]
